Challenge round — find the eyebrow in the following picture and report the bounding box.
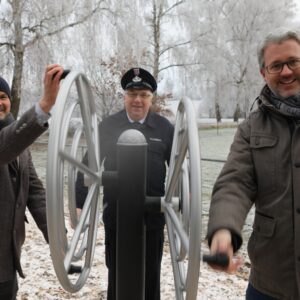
[269,56,300,64]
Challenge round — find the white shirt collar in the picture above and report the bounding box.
[126,112,145,124]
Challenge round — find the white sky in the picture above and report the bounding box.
[295,2,300,21]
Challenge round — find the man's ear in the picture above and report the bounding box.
[260,68,266,80]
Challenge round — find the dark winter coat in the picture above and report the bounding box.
[0,107,48,282]
[76,109,174,230]
[207,90,300,299]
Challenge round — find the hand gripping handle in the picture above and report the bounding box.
[202,253,229,267]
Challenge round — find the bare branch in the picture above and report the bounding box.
[159,62,203,73]
[0,42,14,50]
[24,2,109,48]
[22,14,61,33]
[161,0,185,18]
[159,40,191,56]
[193,30,211,42]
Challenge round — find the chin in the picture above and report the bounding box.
[0,114,6,120]
[279,91,300,99]
[274,85,298,98]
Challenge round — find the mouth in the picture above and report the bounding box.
[279,78,296,85]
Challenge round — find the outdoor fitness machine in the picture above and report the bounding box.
[46,70,212,299]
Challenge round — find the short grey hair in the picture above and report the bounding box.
[257,27,300,69]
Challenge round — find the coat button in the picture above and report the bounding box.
[297,208,300,214]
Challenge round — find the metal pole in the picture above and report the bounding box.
[116,129,147,300]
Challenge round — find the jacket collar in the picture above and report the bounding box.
[258,85,300,118]
[0,113,14,131]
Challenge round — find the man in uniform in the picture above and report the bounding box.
[76,67,174,300]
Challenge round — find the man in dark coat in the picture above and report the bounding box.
[207,28,300,299]
[76,67,174,300]
[0,64,64,299]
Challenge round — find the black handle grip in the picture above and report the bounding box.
[68,264,82,274]
[52,69,70,81]
[203,253,229,267]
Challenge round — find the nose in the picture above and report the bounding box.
[132,95,143,102]
[281,63,293,75]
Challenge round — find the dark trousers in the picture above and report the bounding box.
[105,227,164,300]
[0,273,18,300]
[246,283,279,300]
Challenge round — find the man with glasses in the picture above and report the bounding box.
[206,27,300,299]
[76,67,174,300]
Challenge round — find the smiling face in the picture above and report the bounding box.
[124,88,153,121]
[260,39,300,99]
[0,91,11,120]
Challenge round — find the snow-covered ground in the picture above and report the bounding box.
[17,127,251,300]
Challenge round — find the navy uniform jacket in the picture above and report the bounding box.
[76,109,174,230]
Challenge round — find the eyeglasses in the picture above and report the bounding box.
[265,58,300,74]
[125,92,153,100]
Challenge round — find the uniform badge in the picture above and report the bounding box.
[132,68,142,82]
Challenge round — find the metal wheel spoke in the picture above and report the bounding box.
[165,204,189,252]
[165,132,188,203]
[68,125,84,228]
[60,150,101,183]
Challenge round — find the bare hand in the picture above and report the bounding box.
[38,64,64,114]
[209,229,243,273]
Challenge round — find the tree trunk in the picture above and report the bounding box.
[214,81,222,122]
[11,0,24,118]
[233,103,240,122]
[215,102,222,123]
[11,50,24,118]
[152,1,161,109]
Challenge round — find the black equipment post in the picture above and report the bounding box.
[116,130,148,300]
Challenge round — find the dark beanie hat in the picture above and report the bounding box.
[0,76,11,100]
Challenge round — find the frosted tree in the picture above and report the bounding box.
[145,0,205,108]
[0,0,109,117]
[194,0,297,119]
[75,0,150,118]
[224,0,296,118]
[76,0,207,114]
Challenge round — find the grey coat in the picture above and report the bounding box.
[207,90,300,299]
[0,107,48,282]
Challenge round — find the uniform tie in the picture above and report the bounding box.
[132,122,144,130]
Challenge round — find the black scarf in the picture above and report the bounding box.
[262,85,300,118]
[0,113,15,131]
